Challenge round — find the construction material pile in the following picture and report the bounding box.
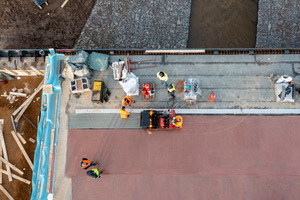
[269,74,295,102]
[184,78,201,102]
[62,51,109,80]
[0,79,43,200]
[1,86,33,104]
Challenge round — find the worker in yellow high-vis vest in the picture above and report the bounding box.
[157,71,168,86]
[167,83,176,99]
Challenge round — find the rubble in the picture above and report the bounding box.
[1,87,31,104]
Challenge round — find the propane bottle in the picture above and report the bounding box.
[209,92,216,102]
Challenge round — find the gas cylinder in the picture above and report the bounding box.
[209,92,216,102]
[142,88,150,98]
[142,83,151,91]
[160,118,165,128]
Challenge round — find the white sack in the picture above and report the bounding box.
[119,72,139,96]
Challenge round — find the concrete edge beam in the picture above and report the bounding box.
[75,109,300,115]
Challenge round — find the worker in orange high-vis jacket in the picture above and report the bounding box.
[172,115,183,128]
[122,96,135,106]
[81,158,98,170]
[120,106,131,118]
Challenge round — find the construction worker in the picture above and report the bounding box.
[172,115,183,128]
[157,71,168,86]
[122,96,135,106]
[167,83,176,99]
[81,158,98,170]
[86,168,103,179]
[120,106,131,118]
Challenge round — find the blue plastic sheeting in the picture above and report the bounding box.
[32,0,47,6]
[31,49,64,200]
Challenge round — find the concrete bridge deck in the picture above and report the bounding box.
[55,53,300,200]
[68,54,300,114]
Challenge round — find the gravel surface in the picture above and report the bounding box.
[74,0,191,49]
[256,0,300,48]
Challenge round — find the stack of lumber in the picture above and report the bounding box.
[12,79,44,123]
[0,120,31,200]
[0,79,44,199]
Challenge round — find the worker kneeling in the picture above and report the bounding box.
[172,115,183,128]
[122,96,135,106]
[120,106,131,118]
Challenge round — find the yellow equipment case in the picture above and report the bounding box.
[91,79,110,103]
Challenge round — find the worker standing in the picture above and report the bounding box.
[86,168,104,179]
[172,116,183,128]
[81,158,98,170]
[122,96,135,106]
[167,83,176,99]
[120,106,131,118]
[157,71,168,86]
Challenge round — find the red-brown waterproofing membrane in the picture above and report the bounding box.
[67,116,300,200]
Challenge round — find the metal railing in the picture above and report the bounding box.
[0,48,299,61]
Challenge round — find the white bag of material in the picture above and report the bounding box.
[119,72,139,96]
[61,63,74,80]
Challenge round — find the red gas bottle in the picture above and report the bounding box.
[209,92,216,102]
[142,83,151,98]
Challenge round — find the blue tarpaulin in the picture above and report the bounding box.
[32,0,47,6]
[31,49,63,200]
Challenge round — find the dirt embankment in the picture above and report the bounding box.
[0,0,96,49]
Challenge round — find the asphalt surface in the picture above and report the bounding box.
[66,115,300,200]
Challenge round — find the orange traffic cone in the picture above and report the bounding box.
[209,92,216,102]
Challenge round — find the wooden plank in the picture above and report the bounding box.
[12,79,44,118]
[0,185,14,200]
[14,97,34,122]
[16,67,31,75]
[11,115,18,135]
[0,169,31,185]
[9,92,27,97]
[29,138,36,143]
[43,84,53,94]
[30,66,44,75]
[23,115,38,130]
[17,133,26,145]
[0,156,23,175]
[0,122,13,182]
[0,70,45,73]
[11,131,33,170]
[145,49,206,54]
[3,68,18,76]
[61,0,70,8]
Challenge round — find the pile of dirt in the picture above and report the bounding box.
[0,76,43,200]
[0,0,96,49]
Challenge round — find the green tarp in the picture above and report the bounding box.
[87,52,109,71]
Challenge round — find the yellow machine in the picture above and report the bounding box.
[91,79,110,103]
